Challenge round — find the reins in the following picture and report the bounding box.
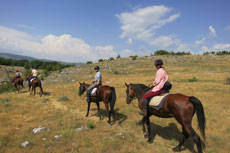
[131,98,139,108]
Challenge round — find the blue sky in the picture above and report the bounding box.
[0,0,230,62]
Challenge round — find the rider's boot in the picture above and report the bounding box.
[139,98,148,116]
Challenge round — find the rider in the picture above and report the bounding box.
[15,70,21,78]
[139,59,168,116]
[86,66,102,102]
[12,70,21,83]
[29,66,38,86]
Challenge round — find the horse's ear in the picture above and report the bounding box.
[125,82,129,87]
[79,82,82,85]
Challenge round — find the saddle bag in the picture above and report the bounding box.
[162,81,172,91]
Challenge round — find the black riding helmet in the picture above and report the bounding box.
[94,66,100,70]
[154,59,163,66]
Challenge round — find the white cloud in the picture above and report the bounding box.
[0,26,117,62]
[116,5,180,42]
[195,37,206,45]
[209,26,216,37]
[127,38,133,45]
[212,43,230,51]
[226,25,230,31]
[201,46,209,52]
[119,49,136,57]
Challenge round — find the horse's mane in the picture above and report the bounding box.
[133,84,151,93]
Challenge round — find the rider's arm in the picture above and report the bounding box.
[97,77,101,85]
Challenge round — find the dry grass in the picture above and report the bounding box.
[0,55,230,153]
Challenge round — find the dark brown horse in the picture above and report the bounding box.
[10,77,23,93]
[26,75,43,96]
[78,82,116,124]
[125,83,206,153]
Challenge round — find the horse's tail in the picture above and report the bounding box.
[110,87,116,111]
[189,96,206,140]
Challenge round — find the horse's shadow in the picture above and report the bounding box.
[91,108,127,125]
[136,121,199,153]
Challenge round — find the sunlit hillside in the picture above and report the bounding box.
[0,55,230,153]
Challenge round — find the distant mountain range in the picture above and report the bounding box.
[0,52,83,65]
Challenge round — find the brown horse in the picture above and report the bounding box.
[125,83,206,153]
[10,77,23,93]
[26,75,43,96]
[78,82,116,124]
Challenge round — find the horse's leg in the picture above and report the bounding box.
[28,81,31,92]
[184,124,203,153]
[173,126,189,152]
[142,116,148,138]
[33,86,36,96]
[96,102,102,120]
[86,101,91,117]
[104,102,111,124]
[39,85,43,97]
[146,116,153,143]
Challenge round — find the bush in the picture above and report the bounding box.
[58,96,69,101]
[109,57,114,60]
[87,122,95,129]
[0,82,14,94]
[98,59,104,62]
[86,61,92,64]
[188,77,198,82]
[132,55,138,60]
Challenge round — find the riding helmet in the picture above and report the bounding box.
[154,59,163,66]
[94,66,100,70]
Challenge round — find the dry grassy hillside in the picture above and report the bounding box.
[0,55,230,153]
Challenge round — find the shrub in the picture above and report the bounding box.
[87,122,95,129]
[0,82,14,94]
[132,55,138,60]
[86,61,92,64]
[188,77,198,82]
[109,57,114,60]
[98,59,104,62]
[58,96,69,101]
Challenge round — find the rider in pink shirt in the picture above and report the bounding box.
[139,59,168,116]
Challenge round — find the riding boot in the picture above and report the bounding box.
[86,91,91,102]
[139,98,148,116]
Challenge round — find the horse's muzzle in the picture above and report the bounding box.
[126,97,132,104]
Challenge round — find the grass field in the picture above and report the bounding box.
[0,55,230,153]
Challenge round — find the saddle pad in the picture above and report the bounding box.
[91,88,97,96]
[149,93,170,108]
[30,78,35,82]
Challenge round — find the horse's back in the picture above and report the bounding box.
[163,93,194,121]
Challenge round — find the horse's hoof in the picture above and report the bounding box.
[172,147,181,152]
[85,115,88,117]
[107,120,111,124]
[148,139,153,143]
[144,133,148,138]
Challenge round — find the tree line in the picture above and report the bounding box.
[0,57,72,78]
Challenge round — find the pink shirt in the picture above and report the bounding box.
[152,68,168,92]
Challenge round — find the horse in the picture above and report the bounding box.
[10,77,23,93]
[26,75,43,96]
[78,82,116,124]
[125,83,206,153]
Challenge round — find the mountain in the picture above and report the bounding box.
[0,52,83,65]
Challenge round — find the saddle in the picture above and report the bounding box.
[149,93,170,110]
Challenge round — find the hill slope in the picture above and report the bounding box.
[0,55,230,153]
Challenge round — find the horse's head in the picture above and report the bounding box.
[10,78,14,83]
[78,82,87,96]
[125,82,136,104]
